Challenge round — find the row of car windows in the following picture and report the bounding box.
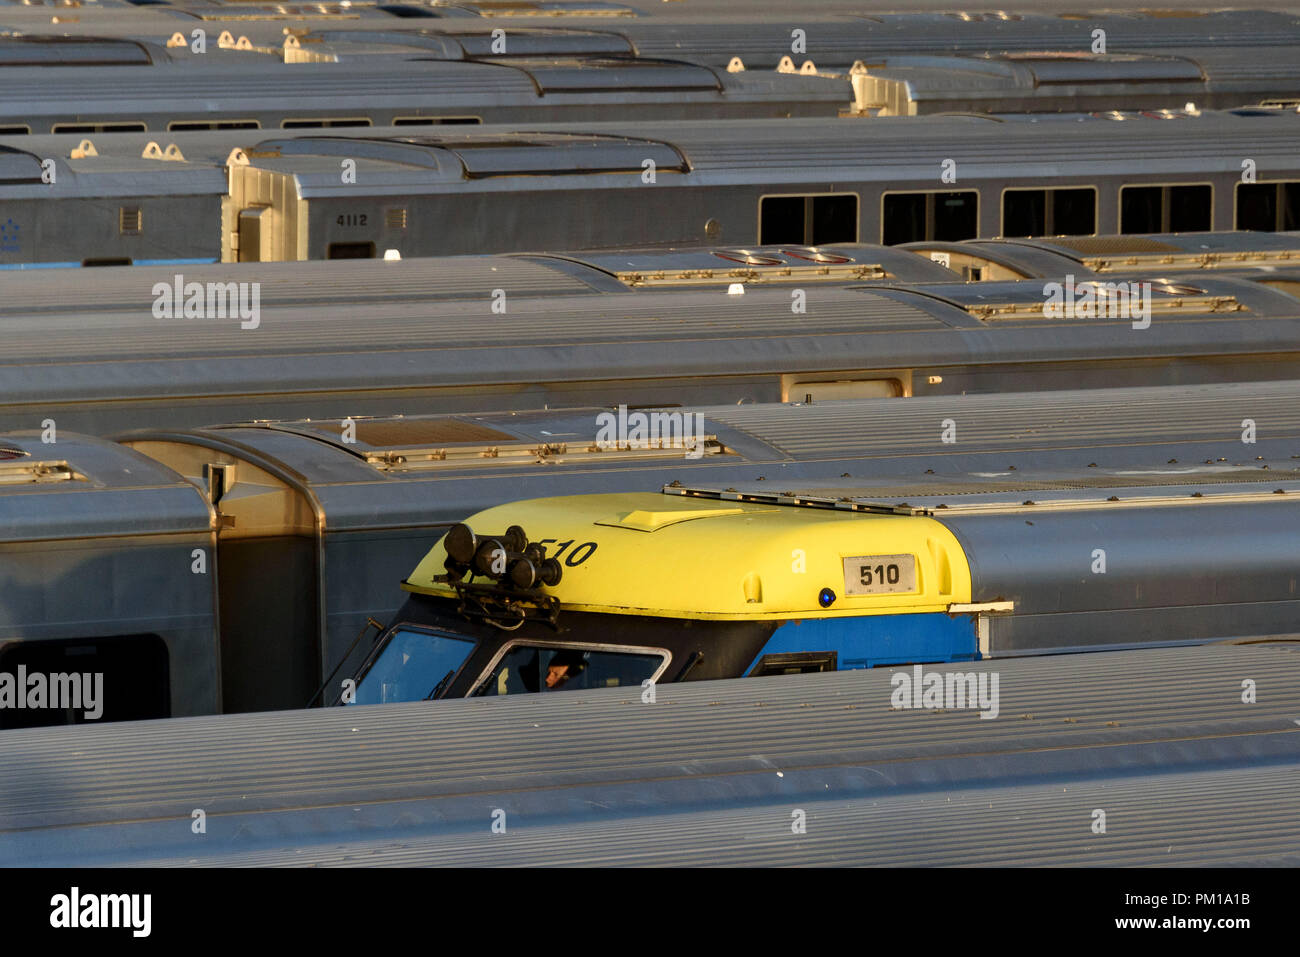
[322,183,1298,258]
[758,182,1300,246]
[0,117,482,135]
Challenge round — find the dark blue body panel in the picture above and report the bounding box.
[748,612,980,672]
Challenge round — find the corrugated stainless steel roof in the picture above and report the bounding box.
[238,112,1300,186]
[3,8,1300,59]
[110,380,1300,533]
[0,34,154,66]
[298,27,637,58]
[0,256,607,316]
[7,275,1300,435]
[3,643,1297,865]
[0,286,942,363]
[708,380,1300,460]
[655,112,1300,177]
[618,12,1300,65]
[0,432,211,542]
[0,59,542,106]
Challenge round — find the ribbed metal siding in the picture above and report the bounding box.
[0,61,540,107]
[113,765,1300,867]
[2,644,1298,865]
[0,288,939,362]
[709,380,1300,459]
[668,114,1300,174]
[0,257,597,317]
[624,12,1300,62]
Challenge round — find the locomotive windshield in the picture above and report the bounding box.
[348,628,476,705]
[344,606,678,704]
[476,644,668,696]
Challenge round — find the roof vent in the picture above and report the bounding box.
[0,459,79,487]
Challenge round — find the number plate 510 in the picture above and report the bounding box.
[842,554,916,596]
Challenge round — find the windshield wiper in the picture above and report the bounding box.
[429,669,456,701]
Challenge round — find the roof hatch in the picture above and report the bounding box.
[0,35,154,66]
[235,415,723,472]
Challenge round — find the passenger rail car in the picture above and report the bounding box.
[0,33,856,137]
[0,139,227,269]
[838,49,1300,117]
[4,32,1300,135]
[216,111,1300,261]
[7,7,1300,69]
[0,433,218,727]
[9,111,1300,266]
[111,378,1300,714]
[5,380,1300,724]
[344,470,1300,705]
[7,254,1300,434]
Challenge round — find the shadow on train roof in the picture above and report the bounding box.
[248,130,690,177]
[284,25,635,59]
[0,34,158,66]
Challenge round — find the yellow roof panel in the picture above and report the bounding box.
[404,492,973,620]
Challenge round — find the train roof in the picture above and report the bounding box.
[0,139,226,200]
[114,379,1300,531]
[223,110,1300,193]
[6,31,1300,126]
[0,47,854,126]
[0,253,620,306]
[7,108,1300,204]
[400,461,1300,618]
[4,8,1300,64]
[925,231,1300,278]
[0,432,211,543]
[901,231,1300,281]
[538,243,959,284]
[5,643,1299,865]
[838,47,1300,113]
[669,463,1300,514]
[7,264,1300,424]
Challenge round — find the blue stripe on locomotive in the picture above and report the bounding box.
[748,613,980,673]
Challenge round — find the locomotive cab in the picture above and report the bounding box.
[337,488,991,707]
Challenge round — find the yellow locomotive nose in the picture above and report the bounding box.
[404,490,974,621]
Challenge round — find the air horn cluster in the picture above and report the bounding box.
[442,523,563,590]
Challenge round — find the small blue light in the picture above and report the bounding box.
[818,588,836,608]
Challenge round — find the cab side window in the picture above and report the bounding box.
[476,645,667,696]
